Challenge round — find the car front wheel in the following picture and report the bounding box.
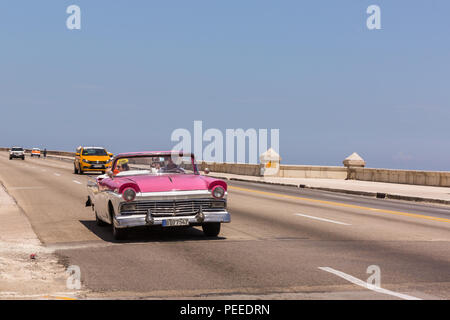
[112,221,127,240]
[202,223,221,237]
[95,211,108,227]
[74,164,79,174]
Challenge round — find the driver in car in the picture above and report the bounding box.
[114,159,130,175]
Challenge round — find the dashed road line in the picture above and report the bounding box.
[72,180,82,185]
[294,213,351,226]
[318,267,422,300]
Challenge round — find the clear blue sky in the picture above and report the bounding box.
[1,1,449,170]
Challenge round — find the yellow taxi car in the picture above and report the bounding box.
[74,146,113,174]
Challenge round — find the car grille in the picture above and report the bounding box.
[120,198,226,217]
[87,160,107,164]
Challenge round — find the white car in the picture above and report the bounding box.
[31,148,41,157]
[9,147,25,160]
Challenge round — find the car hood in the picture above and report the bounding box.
[82,155,110,161]
[110,174,222,193]
[131,174,219,192]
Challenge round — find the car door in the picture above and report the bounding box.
[87,175,103,216]
[97,178,113,222]
[76,147,82,170]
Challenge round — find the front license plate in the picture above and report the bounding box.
[162,218,189,227]
[92,165,103,169]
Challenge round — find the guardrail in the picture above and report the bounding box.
[2,148,450,187]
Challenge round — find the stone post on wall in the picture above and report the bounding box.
[343,152,366,180]
[259,148,281,177]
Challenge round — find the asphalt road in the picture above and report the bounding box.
[0,152,449,299]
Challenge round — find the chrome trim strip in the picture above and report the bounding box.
[137,190,211,197]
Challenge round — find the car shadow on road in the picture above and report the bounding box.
[79,220,226,244]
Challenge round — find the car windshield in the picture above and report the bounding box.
[11,148,23,151]
[113,155,197,176]
[82,148,107,156]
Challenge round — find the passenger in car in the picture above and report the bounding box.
[151,162,161,173]
[164,158,178,171]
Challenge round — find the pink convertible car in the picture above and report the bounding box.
[86,151,230,239]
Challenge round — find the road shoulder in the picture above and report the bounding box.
[0,180,82,299]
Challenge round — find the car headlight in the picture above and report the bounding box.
[106,159,112,164]
[211,186,225,199]
[82,159,90,164]
[122,188,136,202]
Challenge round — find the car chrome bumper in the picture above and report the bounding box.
[114,211,231,229]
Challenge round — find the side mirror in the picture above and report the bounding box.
[109,153,114,158]
[75,153,80,156]
[204,168,210,175]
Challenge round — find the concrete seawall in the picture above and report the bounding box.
[278,165,347,179]
[198,161,450,187]
[197,162,347,179]
[348,167,450,188]
[199,162,261,176]
[2,148,450,188]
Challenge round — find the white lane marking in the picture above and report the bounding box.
[72,180,82,185]
[54,173,61,176]
[294,213,351,226]
[318,267,422,300]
